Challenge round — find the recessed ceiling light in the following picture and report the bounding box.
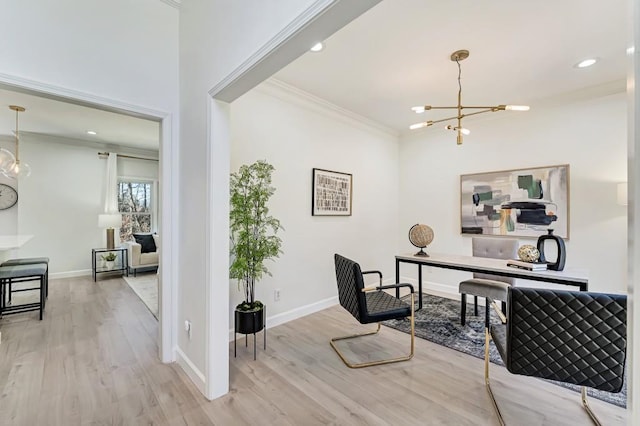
[86,130,97,135]
[575,58,597,68]
[310,42,324,52]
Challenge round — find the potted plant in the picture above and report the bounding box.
[102,252,117,270]
[230,160,283,335]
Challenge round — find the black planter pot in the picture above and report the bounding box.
[235,307,265,334]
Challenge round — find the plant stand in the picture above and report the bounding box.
[234,305,266,360]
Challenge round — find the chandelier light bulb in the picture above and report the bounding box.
[410,121,434,130]
[412,106,426,113]
[2,161,31,179]
[446,125,470,135]
[505,105,530,111]
[6,105,30,179]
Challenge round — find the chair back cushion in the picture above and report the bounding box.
[334,254,366,322]
[505,287,627,393]
[472,237,518,284]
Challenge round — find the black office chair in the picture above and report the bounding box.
[332,254,415,368]
[485,287,627,426]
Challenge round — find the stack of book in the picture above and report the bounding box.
[506,259,548,271]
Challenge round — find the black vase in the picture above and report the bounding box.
[536,229,566,271]
[235,307,265,334]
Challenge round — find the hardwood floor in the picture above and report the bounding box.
[0,276,627,425]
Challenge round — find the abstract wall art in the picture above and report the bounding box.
[460,165,569,238]
[312,168,352,216]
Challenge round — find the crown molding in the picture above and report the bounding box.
[159,0,181,10]
[258,78,399,139]
[20,131,159,159]
[0,72,168,122]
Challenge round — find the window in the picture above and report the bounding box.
[118,180,153,242]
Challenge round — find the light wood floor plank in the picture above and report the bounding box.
[0,275,627,425]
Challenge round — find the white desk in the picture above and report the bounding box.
[395,252,589,310]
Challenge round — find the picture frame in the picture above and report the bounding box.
[312,168,352,216]
[460,164,569,239]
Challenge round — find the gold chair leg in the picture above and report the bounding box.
[581,387,603,426]
[484,328,505,426]
[330,293,415,368]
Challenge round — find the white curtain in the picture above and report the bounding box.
[104,152,118,213]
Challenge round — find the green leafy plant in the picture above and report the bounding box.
[101,252,117,261]
[230,160,283,312]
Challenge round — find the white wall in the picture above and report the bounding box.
[0,0,179,114]
[230,81,399,323]
[16,135,158,275]
[178,0,331,398]
[399,92,627,295]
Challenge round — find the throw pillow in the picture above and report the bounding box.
[133,234,157,253]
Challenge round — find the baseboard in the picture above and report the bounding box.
[50,269,91,279]
[400,276,491,306]
[175,346,206,395]
[400,276,460,301]
[228,295,339,341]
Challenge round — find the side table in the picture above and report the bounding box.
[92,247,128,282]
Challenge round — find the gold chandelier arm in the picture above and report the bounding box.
[421,108,498,125]
[14,107,20,162]
[423,105,504,110]
[461,108,498,118]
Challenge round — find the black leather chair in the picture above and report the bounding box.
[332,254,415,368]
[485,287,627,426]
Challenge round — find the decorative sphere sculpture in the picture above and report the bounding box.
[518,244,540,262]
[409,224,434,257]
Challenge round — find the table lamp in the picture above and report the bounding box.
[98,213,122,250]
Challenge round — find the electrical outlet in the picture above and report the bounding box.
[274,289,281,301]
[184,320,192,339]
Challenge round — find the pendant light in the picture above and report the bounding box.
[2,105,31,179]
[410,50,529,145]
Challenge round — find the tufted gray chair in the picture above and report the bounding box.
[485,287,627,426]
[332,254,415,368]
[459,237,518,326]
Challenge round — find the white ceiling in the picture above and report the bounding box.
[274,0,628,133]
[0,1,627,148]
[0,87,160,151]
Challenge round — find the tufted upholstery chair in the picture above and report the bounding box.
[485,287,627,426]
[332,254,415,368]
[459,237,518,326]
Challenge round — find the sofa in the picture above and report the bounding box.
[124,233,159,276]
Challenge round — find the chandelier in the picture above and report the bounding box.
[1,105,31,179]
[410,50,529,145]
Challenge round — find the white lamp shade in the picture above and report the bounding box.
[617,182,628,206]
[98,213,122,228]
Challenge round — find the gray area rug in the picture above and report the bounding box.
[383,293,626,408]
[123,273,158,320]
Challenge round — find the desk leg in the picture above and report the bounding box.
[418,265,423,311]
[395,258,400,299]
